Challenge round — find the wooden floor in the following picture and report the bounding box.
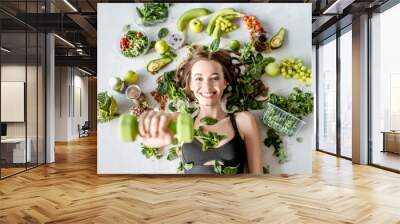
[1,135,400,224]
[373,150,400,171]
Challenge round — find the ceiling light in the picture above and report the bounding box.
[54,34,75,48]
[78,67,92,76]
[1,47,11,53]
[323,0,356,15]
[63,0,78,12]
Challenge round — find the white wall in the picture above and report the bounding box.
[54,67,89,141]
[98,3,313,175]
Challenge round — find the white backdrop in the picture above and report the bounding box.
[97,3,313,174]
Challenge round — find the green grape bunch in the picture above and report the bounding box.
[216,16,238,33]
[280,58,312,86]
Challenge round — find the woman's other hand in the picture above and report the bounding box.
[138,110,174,148]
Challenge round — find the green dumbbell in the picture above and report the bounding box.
[119,112,194,143]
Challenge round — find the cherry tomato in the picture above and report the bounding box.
[120,37,127,49]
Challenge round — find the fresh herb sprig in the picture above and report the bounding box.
[158,27,169,39]
[194,126,226,151]
[226,43,272,112]
[136,3,169,25]
[213,160,240,174]
[156,70,196,114]
[269,87,313,119]
[200,116,218,125]
[264,129,288,164]
[177,161,193,173]
[140,144,162,159]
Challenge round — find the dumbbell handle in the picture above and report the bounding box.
[119,112,193,143]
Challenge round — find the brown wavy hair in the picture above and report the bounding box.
[175,46,242,101]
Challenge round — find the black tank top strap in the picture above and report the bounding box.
[228,113,240,137]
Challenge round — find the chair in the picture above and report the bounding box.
[79,121,90,138]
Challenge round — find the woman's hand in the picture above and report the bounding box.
[138,110,175,148]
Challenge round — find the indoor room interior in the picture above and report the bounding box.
[0,0,399,223]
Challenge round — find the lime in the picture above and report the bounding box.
[229,40,240,51]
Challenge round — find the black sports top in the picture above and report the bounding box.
[181,113,247,174]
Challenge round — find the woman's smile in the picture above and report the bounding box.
[199,91,217,99]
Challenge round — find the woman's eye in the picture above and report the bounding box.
[212,76,220,81]
[195,77,202,81]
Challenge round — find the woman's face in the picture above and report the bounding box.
[190,59,227,106]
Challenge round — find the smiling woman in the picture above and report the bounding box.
[139,48,263,174]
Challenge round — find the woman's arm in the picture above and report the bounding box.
[236,112,263,175]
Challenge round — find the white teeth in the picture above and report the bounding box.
[201,92,216,97]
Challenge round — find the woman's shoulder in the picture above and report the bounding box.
[232,111,258,135]
[234,111,257,122]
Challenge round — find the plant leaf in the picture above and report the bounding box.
[213,160,222,174]
[222,164,240,174]
[166,146,178,161]
[158,27,169,39]
[177,162,184,173]
[149,40,156,50]
[184,162,194,170]
[200,116,218,125]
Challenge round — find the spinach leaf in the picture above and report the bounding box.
[222,164,240,174]
[149,40,156,50]
[140,144,162,159]
[177,162,184,173]
[184,162,194,170]
[136,3,169,25]
[264,129,288,164]
[177,161,193,173]
[200,116,218,125]
[225,43,272,113]
[213,160,222,174]
[158,27,169,39]
[166,146,178,161]
[195,126,226,151]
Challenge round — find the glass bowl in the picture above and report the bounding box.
[118,25,150,58]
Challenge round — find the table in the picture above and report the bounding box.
[1,138,32,163]
[381,131,400,154]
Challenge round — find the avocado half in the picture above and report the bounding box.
[147,57,172,75]
[270,28,286,49]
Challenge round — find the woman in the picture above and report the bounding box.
[139,48,263,174]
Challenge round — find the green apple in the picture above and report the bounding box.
[229,40,240,51]
[265,62,280,77]
[189,18,203,33]
[155,40,169,54]
[124,70,138,85]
